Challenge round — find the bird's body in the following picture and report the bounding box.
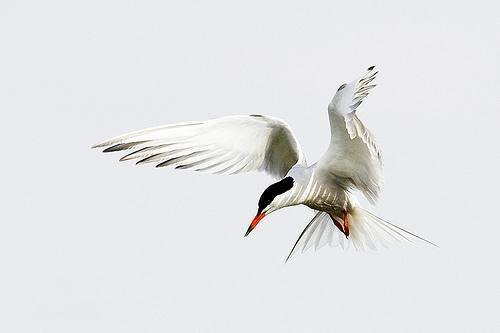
[93,66,435,260]
[279,164,351,213]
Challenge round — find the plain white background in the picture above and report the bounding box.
[1,0,499,332]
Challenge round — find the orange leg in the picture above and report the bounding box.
[343,210,350,239]
[331,215,344,234]
[328,212,349,239]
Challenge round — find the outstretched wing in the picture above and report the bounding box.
[93,115,305,178]
[317,66,382,203]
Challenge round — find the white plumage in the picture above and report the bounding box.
[93,115,304,179]
[93,66,436,260]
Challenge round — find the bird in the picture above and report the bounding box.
[93,66,436,261]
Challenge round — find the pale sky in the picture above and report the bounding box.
[1,0,499,332]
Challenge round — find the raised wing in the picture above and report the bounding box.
[93,115,305,178]
[317,66,382,203]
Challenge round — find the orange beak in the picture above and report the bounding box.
[244,212,266,237]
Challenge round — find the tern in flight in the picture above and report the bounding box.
[93,66,436,261]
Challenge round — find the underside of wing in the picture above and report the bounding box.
[319,66,383,203]
[93,115,305,178]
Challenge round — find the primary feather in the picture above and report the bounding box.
[93,115,305,178]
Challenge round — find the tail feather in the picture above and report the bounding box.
[285,208,437,262]
[361,209,438,247]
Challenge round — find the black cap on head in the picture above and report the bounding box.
[257,177,294,214]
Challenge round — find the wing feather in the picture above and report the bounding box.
[93,115,305,178]
[318,66,383,203]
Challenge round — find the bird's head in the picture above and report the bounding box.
[244,176,295,237]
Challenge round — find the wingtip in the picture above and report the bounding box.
[368,65,376,71]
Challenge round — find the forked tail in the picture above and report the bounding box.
[286,207,437,262]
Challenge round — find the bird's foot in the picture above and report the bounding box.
[329,211,350,239]
[343,210,350,239]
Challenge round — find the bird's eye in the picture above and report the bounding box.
[337,83,347,91]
